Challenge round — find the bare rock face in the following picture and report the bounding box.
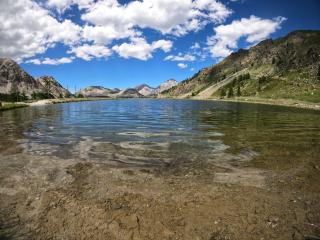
[154,79,178,94]
[0,58,70,99]
[37,76,71,98]
[77,86,119,98]
[0,58,43,97]
[117,88,144,98]
[135,84,156,96]
[139,86,156,96]
[76,86,143,98]
[134,81,178,97]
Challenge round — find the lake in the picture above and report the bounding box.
[1,99,319,170]
[0,99,320,239]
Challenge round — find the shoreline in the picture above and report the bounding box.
[209,97,320,111]
[1,96,319,112]
[0,98,111,111]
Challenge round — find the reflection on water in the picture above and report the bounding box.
[0,99,319,172]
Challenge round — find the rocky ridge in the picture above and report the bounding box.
[160,30,320,103]
[0,58,71,99]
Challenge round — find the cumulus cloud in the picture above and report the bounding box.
[26,57,74,65]
[68,44,112,61]
[0,0,234,63]
[81,0,231,37]
[0,0,81,61]
[2,0,287,65]
[165,53,196,62]
[207,15,286,58]
[112,38,173,60]
[46,0,94,13]
[165,42,207,63]
[82,25,139,45]
[177,63,188,69]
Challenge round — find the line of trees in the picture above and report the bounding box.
[219,73,250,98]
[0,80,79,102]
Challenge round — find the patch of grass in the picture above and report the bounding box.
[213,67,320,103]
[0,102,28,111]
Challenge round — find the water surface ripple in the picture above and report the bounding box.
[0,99,319,171]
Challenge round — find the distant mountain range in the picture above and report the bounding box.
[76,79,178,98]
[0,58,178,100]
[135,79,178,96]
[160,30,320,103]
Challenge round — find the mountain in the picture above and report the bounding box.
[0,58,43,98]
[133,80,178,97]
[154,79,178,94]
[77,86,119,98]
[160,30,320,103]
[37,76,71,98]
[77,86,143,98]
[0,58,71,100]
[134,84,155,96]
[139,86,155,96]
[135,84,152,92]
[117,88,144,98]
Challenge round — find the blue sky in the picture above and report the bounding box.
[1,0,320,91]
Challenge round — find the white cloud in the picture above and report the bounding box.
[177,63,188,69]
[46,0,73,13]
[165,53,196,62]
[26,59,42,65]
[26,57,74,65]
[0,0,234,63]
[68,44,112,61]
[165,42,207,62]
[207,15,286,58]
[190,42,200,49]
[0,0,81,61]
[82,25,138,45]
[151,40,173,53]
[46,0,94,13]
[81,0,231,37]
[112,38,173,60]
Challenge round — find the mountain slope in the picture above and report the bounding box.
[77,86,119,98]
[134,84,155,96]
[133,80,179,97]
[117,88,143,98]
[0,58,71,100]
[37,76,71,98]
[161,30,320,103]
[0,58,43,98]
[155,79,178,94]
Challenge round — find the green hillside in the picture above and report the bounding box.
[161,30,320,103]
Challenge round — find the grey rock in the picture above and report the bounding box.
[0,58,43,97]
[37,76,71,98]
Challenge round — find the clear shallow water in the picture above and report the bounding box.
[0,99,319,169]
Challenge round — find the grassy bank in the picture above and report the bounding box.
[0,102,28,111]
[210,96,320,111]
[1,97,319,112]
[49,97,111,104]
[0,98,111,111]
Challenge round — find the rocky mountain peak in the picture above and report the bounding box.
[0,58,43,98]
[0,58,70,100]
